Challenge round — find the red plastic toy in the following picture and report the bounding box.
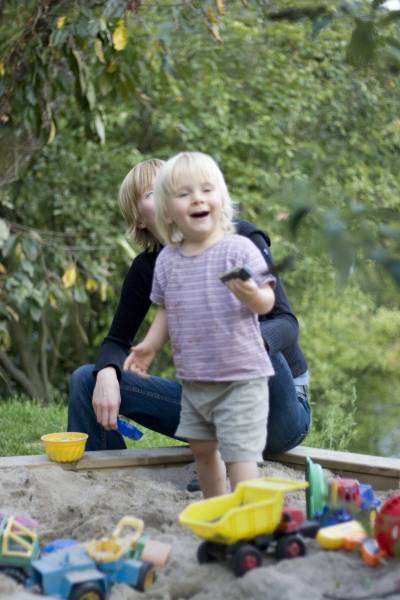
[374,495,400,556]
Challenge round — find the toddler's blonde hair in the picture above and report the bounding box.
[154,152,235,245]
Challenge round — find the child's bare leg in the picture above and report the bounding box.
[227,462,259,491]
[189,439,226,498]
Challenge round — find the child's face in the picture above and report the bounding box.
[137,180,160,240]
[166,176,224,243]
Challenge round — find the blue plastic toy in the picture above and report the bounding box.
[27,541,155,598]
[42,539,78,554]
[306,457,381,528]
[117,417,143,440]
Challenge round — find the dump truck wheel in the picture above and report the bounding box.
[275,535,306,560]
[69,581,105,600]
[197,541,217,564]
[231,545,262,577]
[135,560,156,591]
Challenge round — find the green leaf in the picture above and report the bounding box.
[94,113,106,144]
[0,219,10,249]
[86,81,96,110]
[29,304,42,322]
[73,285,88,304]
[1,234,16,258]
[71,49,87,96]
[21,238,38,261]
[21,260,34,276]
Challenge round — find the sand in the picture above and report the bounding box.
[0,459,399,600]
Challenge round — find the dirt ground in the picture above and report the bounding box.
[0,459,399,600]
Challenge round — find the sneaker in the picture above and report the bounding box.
[186,474,201,492]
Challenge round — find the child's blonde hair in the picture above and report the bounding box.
[118,158,164,250]
[154,152,235,245]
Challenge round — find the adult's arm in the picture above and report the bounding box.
[94,250,158,380]
[247,231,299,357]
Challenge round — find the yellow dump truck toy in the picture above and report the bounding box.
[179,477,320,577]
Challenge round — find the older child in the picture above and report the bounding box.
[123,152,276,497]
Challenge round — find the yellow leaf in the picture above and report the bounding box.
[211,23,222,42]
[207,6,217,24]
[0,262,6,274]
[85,277,98,292]
[62,263,77,288]
[0,62,5,77]
[112,19,128,52]
[117,236,136,260]
[215,0,225,15]
[47,120,56,145]
[95,38,105,64]
[57,16,66,29]
[49,293,58,308]
[100,282,108,302]
[15,243,23,259]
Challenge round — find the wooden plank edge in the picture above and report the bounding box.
[265,446,400,491]
[0,445,399,490]
[0,446,194,471]
[265,446,400,475]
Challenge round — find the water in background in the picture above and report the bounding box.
[350,401,399,458]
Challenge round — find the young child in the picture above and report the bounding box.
[123,151,276,498]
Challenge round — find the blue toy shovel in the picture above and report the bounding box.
[117,417,143,440]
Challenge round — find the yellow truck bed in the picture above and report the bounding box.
[179,477,308,545]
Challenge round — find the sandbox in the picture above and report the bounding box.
[0,447,399,600]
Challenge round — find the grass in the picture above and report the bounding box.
[0,397,184,457]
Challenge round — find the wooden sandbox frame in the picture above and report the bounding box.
[0,446,399,491]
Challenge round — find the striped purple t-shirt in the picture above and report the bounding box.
[150,234,275,381]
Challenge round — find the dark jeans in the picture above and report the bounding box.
[67,352,311,454]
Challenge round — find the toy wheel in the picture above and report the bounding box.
[197,541,217,564]
[231,544,262,577]
[275,535,306,560]
[135,560,156,591]
[0,566,27,584]
[69,582,105,600]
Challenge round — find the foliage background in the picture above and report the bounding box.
[1,0,399,456]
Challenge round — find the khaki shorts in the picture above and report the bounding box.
[175,378,269,463]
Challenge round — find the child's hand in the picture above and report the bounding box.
[123,342,156,378]
[226,279,275,314]
[225,278,259,304]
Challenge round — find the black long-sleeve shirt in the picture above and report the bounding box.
[94,220,307,379]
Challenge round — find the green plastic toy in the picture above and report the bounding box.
[305,457,329,518]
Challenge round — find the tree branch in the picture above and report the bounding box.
[40,309,50,401]
[0,349,38,397]
[50,316,65,381]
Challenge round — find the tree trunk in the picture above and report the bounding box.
[7,319,47,398]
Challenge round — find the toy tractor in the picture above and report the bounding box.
[28,516,157,599]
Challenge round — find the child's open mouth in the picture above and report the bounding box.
[191,211,209,219]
